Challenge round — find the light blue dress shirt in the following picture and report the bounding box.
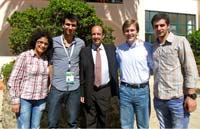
[116,39,153,84]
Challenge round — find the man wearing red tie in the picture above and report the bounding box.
[79,25,119,128]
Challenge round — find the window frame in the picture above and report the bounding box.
[145,10,196,43]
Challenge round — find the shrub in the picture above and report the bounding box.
[187,29,200,65]
[7,0,115,55]
[1,61,15,82]
[5,1,119,128]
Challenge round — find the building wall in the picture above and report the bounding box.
[144,0,199,29]
[89,1,145,45]
[0,0,145,56]
[0,0,48,56]
[0,0,198,57]
[198,0,200,27]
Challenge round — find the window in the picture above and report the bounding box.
[82,0,122,3]
[145,11,196,43]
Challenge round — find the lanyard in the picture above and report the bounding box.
[61,35,75,69]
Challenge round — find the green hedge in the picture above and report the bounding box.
[188,29,200,65]
[7,0,115,55]
[1,61,14,82]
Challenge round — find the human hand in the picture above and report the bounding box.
[11,104,20,113]
[48,84,51,93]
[80,97,85,103]
[184,97,197,112]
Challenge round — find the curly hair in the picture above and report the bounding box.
[28,29,53,59]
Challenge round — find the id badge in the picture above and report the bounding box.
[66,72,75,84]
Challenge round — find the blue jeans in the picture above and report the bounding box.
[119,83,150,129]
[47,86,80,128]
[17,98,46,129]
[154,96,190,129]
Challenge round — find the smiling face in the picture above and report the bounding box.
[91,25,104,47]
[152,19,170,42]
[123,24,138,44]
[62,19,78,36]
[34,37,49,56]
[122,19,139,45]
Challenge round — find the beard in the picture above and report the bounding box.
[157,31,169,38]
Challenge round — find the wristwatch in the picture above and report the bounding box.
[186,93,197,100]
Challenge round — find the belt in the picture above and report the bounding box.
[121,81,148,88]
[94,83,110,91]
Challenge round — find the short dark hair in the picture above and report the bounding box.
[61,13,79,25]
[151,13,170,26]
[122,19,139,33]
[28,29,53,58]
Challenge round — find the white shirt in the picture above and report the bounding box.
[116,39,153,84]
[92,43,110,85]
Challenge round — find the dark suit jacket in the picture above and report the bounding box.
[79,43,119,106]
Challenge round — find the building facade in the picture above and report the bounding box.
[144,0,199,42]
[0,0,199,58]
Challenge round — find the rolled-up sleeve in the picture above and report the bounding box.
[178,37,199,88]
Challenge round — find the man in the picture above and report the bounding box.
[48,14,85,128]
[151,13,199,129]
[116,19,153,129]
[79,25,119,128]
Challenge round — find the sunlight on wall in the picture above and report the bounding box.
[0,0,25,31]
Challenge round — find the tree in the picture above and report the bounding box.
[187,29,200,65]
[7,0,115,55]
[5,1,119,128]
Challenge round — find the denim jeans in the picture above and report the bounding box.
[154,96,190,129]
[47,86,80,128]
[119,83,150,129]
[17,98,46,129]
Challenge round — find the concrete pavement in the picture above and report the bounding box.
[0,76,199,128]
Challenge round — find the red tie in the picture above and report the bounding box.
[95,48,101,87]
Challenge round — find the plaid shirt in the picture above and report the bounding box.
[153,32,199,100]
[8,50,49,104]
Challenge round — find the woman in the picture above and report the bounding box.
[7,29,53,129]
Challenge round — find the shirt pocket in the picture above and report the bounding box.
[26,62,38,76]
[160,47,179,72]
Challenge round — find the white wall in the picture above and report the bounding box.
[144,0,198,14]
[137,0,145,40]
[144,0,198,29]
[0,0,23,31]
[0,0,10,31]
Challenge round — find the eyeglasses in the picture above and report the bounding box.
[36,40,49,46]
[64,23,77,27]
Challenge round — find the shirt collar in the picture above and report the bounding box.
[92,43,104,51]
[166,32,175,43]
[30,49,47,59]
[71,38,77,45]
[30,49,36,57]
[126,39,141,48]
[62,34,77,45]
[156,32,174,46]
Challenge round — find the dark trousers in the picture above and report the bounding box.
[85,86,112,128]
